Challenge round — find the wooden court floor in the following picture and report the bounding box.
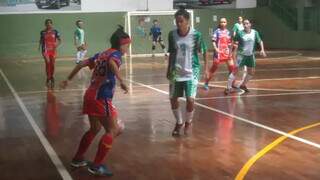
[0,50,320,180]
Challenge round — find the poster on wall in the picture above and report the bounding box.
[0,0,81,13]
[173,0,233,9]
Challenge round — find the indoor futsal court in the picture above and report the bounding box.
[0,0,320,180]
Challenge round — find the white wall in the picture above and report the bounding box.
[235,0,257,8]
[82,0,173,12]
[148,0,173,11]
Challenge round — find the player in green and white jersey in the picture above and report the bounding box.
[166,8,208,136]
[232,16,244,37]
[74,20,87,64]
[225,19,267,94]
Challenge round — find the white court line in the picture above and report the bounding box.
[208,84,320,92]
[17,84,159,95]
[196,91,320,100]
[129,67,320,77]
[128,79,320,149]
[209,76,320,83]
[197,67,320,75]
[0,69,73,180]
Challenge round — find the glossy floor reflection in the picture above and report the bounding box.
[0,51,320,180]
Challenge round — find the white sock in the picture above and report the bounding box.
[80,50,87,60]
[241,74,253,86]
[227,73,236,89]
[172,108,183,124]
[185,110,194,123]
[239,67,247,87]
[76,51,81,63]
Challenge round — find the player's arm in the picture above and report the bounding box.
[60,53,98,89]
[39,31,43,51]
[256,31,266,57]
[55,30,61,49]
[212,30,219,53]
[200,33,209,78]
[73,31,78,47]
[212,40,219,53]
[232,32,240,60]
[109,58,128,93]
[166,31,174,80]
[259,41,266,57]
[60,61,86,89]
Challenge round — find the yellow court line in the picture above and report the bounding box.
[235,121,320,180]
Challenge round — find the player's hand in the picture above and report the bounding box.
[260,50,267,57]
[120,82,128,94]
[59,80,69,90]
[166,71,171,81]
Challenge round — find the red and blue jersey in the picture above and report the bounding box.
[212,28,232,60]
[84,48,122,100]
[40,29,61,52]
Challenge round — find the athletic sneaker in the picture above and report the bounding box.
[172,123,183,137]
[50,78,55,89]
[46,79,50,88]
[203,83,209,91]
[240,85,250,92]
[70,159,89,168]
[224,88,232,95]
[184,122,192,136]
[88,164,113,177]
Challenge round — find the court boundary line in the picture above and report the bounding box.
[129,68,320,77]
[15,74,320,96]
[128,79,320,149]
[196,91,320,100]
[208,84,320,92]
[0,69,73,180]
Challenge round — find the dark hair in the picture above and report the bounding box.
[174,7,190,20]
[110,25,130,50]
[76,20,83,25]
[45,19,52,25]
[243,19,250,23]
[153,19,158,23]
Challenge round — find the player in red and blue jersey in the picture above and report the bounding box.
[60,26,130,177]
[149,19,167,57]
[39,19,61,88]
[204,18,235,90]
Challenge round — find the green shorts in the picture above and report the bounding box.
[236,54,256,68]
[169,70,199,98]
[169,79,198,98]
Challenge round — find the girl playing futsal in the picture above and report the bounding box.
[225,19,266,94]
[167,8,208,136]
[39,19,61,88]
[204,18,234,90]
[60,26,130,176]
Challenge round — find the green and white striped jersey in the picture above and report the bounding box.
[234,29,262,56]
[168,28,207,82]
[74,28,85,46]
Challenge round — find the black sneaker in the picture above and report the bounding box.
[88,164,113,177]
[184,122,192,136]
[172,123,183,137]
[70,159,89,168]
[240,85,250,92]
[224,88,232,95]
[50,78,55,89]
